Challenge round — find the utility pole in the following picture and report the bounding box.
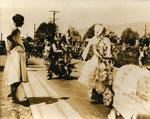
[1,33,3,41]
[49,10,60,24]
[34,24,36,40]
[0,12,2,41]
[144,25,147,37]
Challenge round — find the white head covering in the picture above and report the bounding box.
[94,24,104,37]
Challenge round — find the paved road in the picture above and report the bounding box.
[0,56,111,119]
[26,57,111,119]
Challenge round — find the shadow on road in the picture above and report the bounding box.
[28,97,69,105]
[50,76,78,80]
[90,100,102,105]
[67,76,78,80]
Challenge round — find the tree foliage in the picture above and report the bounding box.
[139,33,150,47]
[121,28,139,46]
[34,22,58,57]
[35,22,57,42]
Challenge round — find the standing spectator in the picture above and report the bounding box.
[3,14,28,104]
[23,37,31,66]
[43,39,51,65]
[138,45,147,68]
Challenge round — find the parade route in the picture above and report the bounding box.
[23,57,110,119]
[1,1,150,118]
[1,56,111,119]
[23,70,83,119]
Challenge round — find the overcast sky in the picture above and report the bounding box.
[1,0,150,38]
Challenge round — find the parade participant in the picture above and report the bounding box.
[43,39,51,61]
[23,37,31,66]
[79,24,108,84]
[138,47,144,67]
[78,24,113,105]
[138,45,147,68]
[3,14,28,103]
[46,38,62,78]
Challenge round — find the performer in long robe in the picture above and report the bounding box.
[78,24,113,105]
[78,24,112,85]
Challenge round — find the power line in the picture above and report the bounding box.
[49,10,60,24]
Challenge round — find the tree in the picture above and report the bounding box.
[34,22,58,57]
[121,28,139,46]
[139,33,150,47]
[35,22,57,43]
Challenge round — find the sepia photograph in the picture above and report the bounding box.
[0,0,150,119]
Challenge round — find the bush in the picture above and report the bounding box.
[113,46,139,67]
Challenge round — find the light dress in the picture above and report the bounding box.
[3,27,28,85]
[88,37,113,94]
[78,36,113,93]
[78,37,100,86]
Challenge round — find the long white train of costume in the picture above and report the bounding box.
[110,64,150,119]
[78,55,98,86]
